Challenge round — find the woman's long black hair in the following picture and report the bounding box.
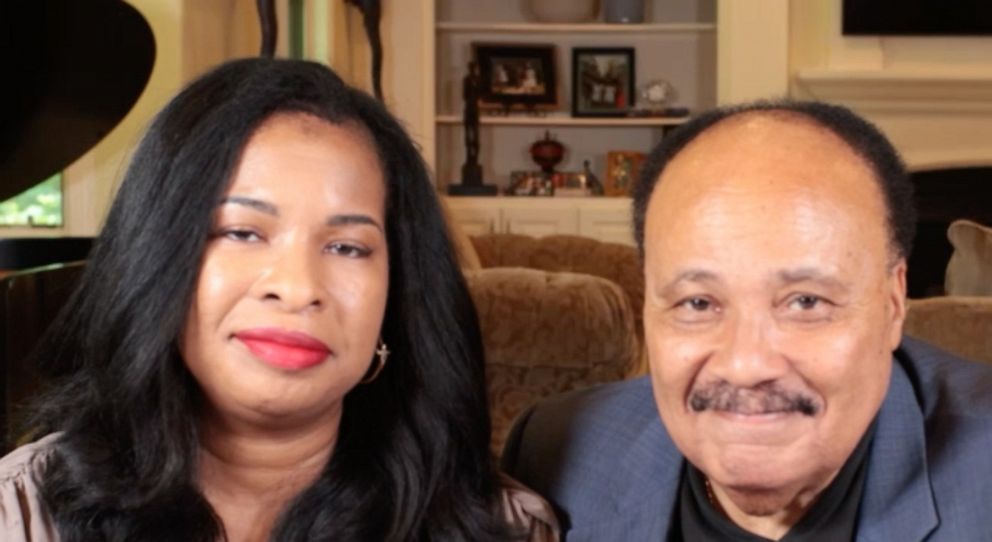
[28,58,509,541]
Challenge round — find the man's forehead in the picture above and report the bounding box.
[643,111,895,274]
[665,112,865,179]
[650,112,883,218]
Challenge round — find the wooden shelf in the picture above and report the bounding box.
[436,112,689,127]
[435,22,716,34]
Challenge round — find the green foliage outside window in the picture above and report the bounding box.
[0,173,64,227]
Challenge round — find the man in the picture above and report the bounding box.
[502,101,992,541]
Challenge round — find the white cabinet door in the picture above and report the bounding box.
[444,196,633,242]
[579,207,635,246]
[502,207,578,237]
[448,204,498,236]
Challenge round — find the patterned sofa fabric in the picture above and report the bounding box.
[464,267,639,455]
[904,296,992,364]
[470,234,644,340]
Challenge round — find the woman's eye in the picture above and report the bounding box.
[220,229,261,243]
[326,242,371,258]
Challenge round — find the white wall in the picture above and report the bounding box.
[717,0,789,104]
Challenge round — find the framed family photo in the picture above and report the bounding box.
[473,43,558,110]
[605,150,645,196]
[572,47,635,117]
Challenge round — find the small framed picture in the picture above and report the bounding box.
[554,172,593,197]
[509,171,553,196]
[473,43,558,110]
[605,151,646,196]
[572,47,636,117]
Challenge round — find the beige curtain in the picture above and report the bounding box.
[181,0,375,88]
[304,0,371,90]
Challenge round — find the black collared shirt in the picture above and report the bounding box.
[669,420,877,541]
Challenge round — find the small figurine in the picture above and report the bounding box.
[636,79,675,116]
[583,160,604,195]
[461,61,482,185]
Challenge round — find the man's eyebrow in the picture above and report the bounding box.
[326,214,384,232]
[776,267,848,290]
[218,196,277,216]
[659,269,720,296]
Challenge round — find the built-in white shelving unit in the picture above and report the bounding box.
[433,0,717,191]
[434,0,717,243]
[435,113,690,127]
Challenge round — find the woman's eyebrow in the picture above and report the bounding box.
[327,214,383,232]
[218,197,383,232]
[219,195,277,216]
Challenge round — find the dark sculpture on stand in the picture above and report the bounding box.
[462,62,482,184]
[256,0,276,57]
[449,62,497,196]
[344,0,384,101]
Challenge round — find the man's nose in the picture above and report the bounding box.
[708,312,788,388]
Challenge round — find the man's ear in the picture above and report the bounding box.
[886,258,908,350]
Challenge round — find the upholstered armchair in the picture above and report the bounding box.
[465,267,639,455]
[901,219,992,364]
[454,233,643,455]
[470,234,644,343]
[945,219,992,297]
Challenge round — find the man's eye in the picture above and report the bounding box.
[790,294,821,310]
[327,243,371,258]
[678,297,712,311]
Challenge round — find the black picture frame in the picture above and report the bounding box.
[571,47,636,117]
[473,43,558,109]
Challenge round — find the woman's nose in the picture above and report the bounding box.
[255,242,325,312]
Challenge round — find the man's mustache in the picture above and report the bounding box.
[689,381,820,416]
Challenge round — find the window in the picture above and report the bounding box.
[0,173,64,227]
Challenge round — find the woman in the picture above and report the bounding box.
[0,58,556,541]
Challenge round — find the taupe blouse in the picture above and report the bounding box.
[0,433,59,541]
[0,434,558,541]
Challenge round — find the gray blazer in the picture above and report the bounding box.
[502,338,992,541]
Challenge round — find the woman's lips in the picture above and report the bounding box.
[234,328,331,370]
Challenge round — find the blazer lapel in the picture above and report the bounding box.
[856,359,938,542]
[567,407,683,541]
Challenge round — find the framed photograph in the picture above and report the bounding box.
[509,171,553,196]
[572,47,635,117]
[605,151,646,196]
[473,43,558,110]
[554,172,593,197]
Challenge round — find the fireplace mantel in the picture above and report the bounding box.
[796,69,992,109]
[793,69,992,171]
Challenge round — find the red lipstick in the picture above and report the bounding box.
[234,328,331,370]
